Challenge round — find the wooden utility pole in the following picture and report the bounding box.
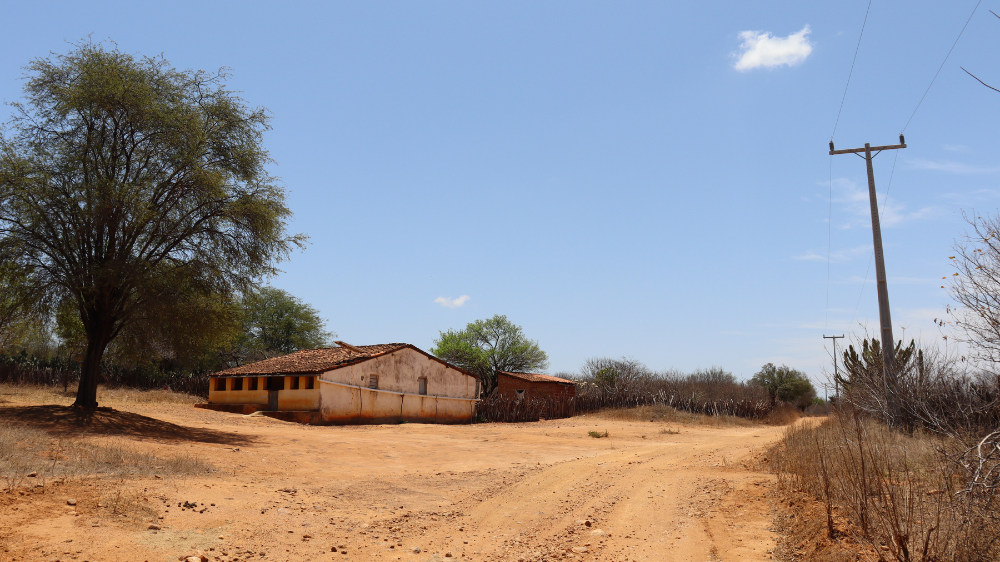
[829,135,906,423]
[824,334,845,398]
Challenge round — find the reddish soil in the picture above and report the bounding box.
[0,404,790,562]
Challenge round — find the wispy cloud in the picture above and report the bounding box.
[734,25,813,71]
[821,177,934,229]
[434,295,470,309]
[794,244,870,262]
[843,276,934,285]
[908,159,1000,174]
[937,189,1000,205]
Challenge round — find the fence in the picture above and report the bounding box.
[474,390,773,423]
[0,353,210,397]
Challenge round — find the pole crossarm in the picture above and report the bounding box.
[830,142,905,155]
[829,135,906,155]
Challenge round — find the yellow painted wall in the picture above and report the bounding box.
[208,376,268,405]
[278,389,320,411]
[208,376,319,410]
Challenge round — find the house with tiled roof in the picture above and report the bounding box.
[497,371,577,404]
[199,342,480,424]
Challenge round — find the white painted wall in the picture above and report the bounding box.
[321,348,477,398]
[318,347,478,423]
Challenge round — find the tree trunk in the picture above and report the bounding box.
[73,313,114,409]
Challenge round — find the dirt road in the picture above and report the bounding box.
[1,405,784,562]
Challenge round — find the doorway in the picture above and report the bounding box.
[266,376,284,411]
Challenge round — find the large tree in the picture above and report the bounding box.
[430,314,548,397]
[234,286,333,363]
[0,42,304,408]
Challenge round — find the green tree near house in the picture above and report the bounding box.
[750,363,816,408]
[235,286,333,362]
[0,41,304,408]
[430,314,548,397]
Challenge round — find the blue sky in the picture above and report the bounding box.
[2,1,998,390]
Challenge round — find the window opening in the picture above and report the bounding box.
[215,378,226,391]
[418,377,427,396]
[306,376,315,390]
[266,376,284,391]
[249,377,259,391]
[233,377,243,391]
[290,376,300,390]
[515,389,526,401]
[368,375,379,389]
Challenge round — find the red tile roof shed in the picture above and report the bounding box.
[497,371,577,385]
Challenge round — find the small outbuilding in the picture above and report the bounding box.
[496,371,577,402]
[199,342,480,424]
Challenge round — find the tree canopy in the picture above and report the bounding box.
[235,286,333,362]
[430,314,548,397]
[750,363,815,408]
[580,357,651,393]
[0,42,304,407]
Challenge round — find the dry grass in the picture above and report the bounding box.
[0,383,202,406]
[98,480,159,522]
[593,404,758,427]
[0,422,211,492]
[768,413,1000,562]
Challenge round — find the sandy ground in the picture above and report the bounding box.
[0,404,787,562]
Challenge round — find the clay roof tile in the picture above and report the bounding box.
[213,343,409,377]
[497,371,577,385]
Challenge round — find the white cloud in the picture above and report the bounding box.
[734,25,813,71]
[908,159,1000,175]
[434,295,470,309]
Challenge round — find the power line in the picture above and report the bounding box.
[901,0,983,133]
[831,0,874,141]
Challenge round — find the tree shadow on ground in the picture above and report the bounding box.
[0,405,255,446]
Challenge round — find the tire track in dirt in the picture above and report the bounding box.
[0,406,784,562]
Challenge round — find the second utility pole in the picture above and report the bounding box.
[829,135,906,424]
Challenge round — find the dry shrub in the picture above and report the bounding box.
[99,480,157,522]
[575,362,773,420]
[594,404,755,427]
[0,422,211,491]
[764,403,802,426]
[769,412,1000,561]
